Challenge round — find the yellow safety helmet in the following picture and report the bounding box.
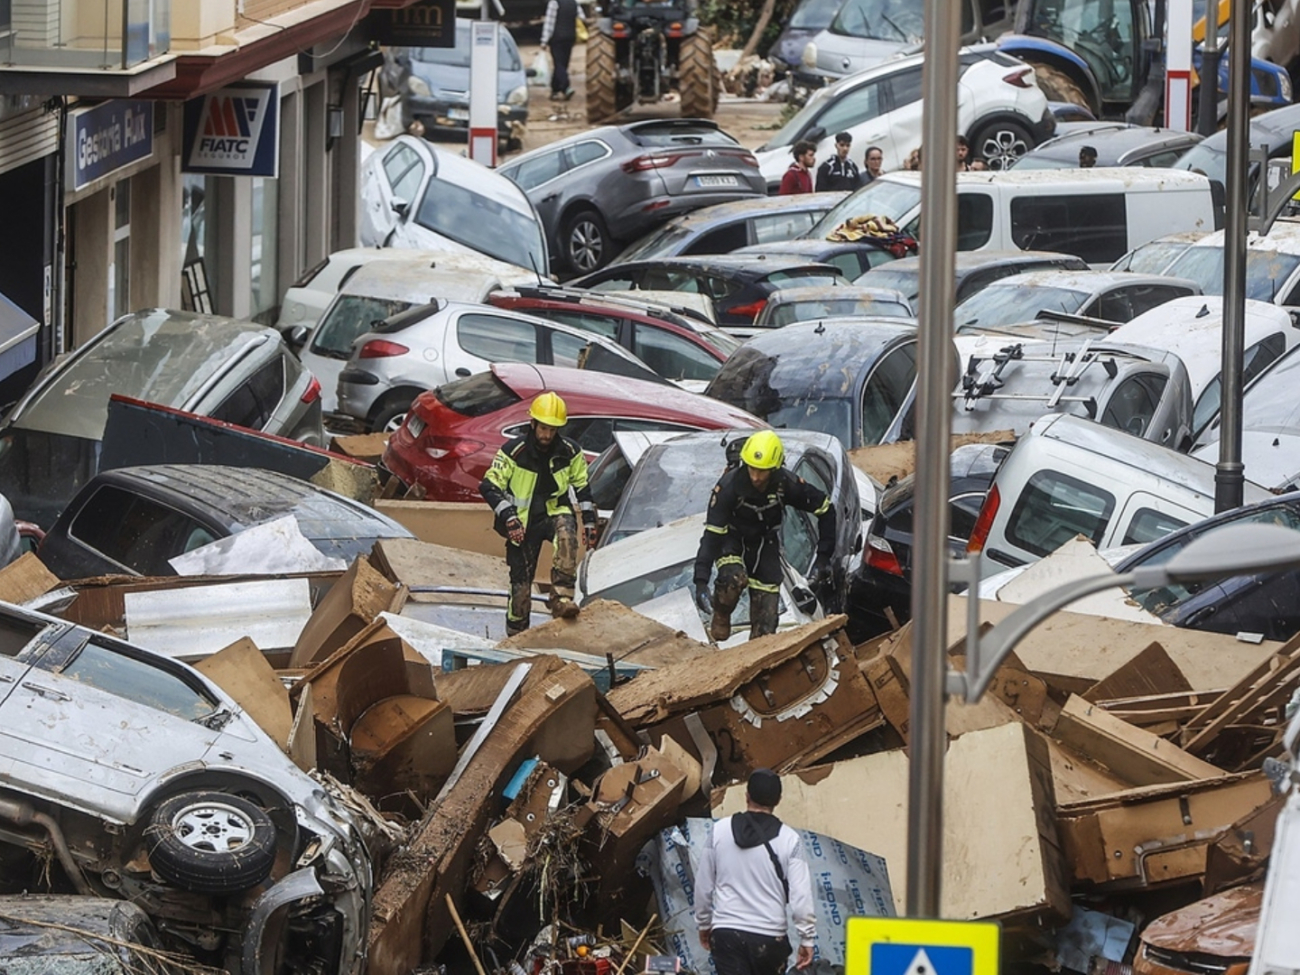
[740,430,784,470]
[529,391,568,427]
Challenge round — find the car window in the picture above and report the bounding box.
[1123,507,1190,545]
[956,193,995,250]
[435,370,522,417]
[764,270,840,290]
[813,80,885,134]
[753,212,818,244]
[828,253,865,277]
[782,507,818,574]
[1125,284,1194,318]
[507,147,567,191]
[529,308,622,341]
[1005,469,1115,557]
[885,66,923,110]
[39,637,221,721]
[311,295,413,357]
[0,614,43,658]
[631,323,720,381]
[383,143,425,203]
[860,342,917,446]
[685,224,749,255]
[568,140,610,167]
[456,313,539,362]
[1010,194,1127,263]
[69,485,216,576]
[794,454,834,498]
[564,417,615,453]
[1100,372,1167,438]
[1140,149,1184,168]
[585,271,640,292]
[950,492,985,541]
[548,328,592,368]
[209,357,286,430]
[414,179,548,273]
[1192,332,1286,435]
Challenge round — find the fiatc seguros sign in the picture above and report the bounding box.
[182,82,279,177]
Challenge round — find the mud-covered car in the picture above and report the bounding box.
[0,601,372,975]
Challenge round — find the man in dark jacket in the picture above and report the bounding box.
[480,391,598,635]
[693,431,836,642]
[815,132,861,192]
[541,0,580,99]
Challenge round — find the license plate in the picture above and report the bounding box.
[406,416,425,437]
[447,108,469,121]
[695,174,740,187]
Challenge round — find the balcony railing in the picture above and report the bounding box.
[0,0,170,71]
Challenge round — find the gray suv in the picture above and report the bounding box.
[0,309,324,527]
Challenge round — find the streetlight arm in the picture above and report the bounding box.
[964,570,1136,701]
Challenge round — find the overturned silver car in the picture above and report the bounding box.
[0,601,371,975]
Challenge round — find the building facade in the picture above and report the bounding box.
[0,0,411,397]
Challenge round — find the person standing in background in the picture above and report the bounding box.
[861,145,884,184]
[815,132,861,191]
[541,0,579,100]
[780,141,817,195]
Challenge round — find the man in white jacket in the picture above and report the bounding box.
[695,769,816,975]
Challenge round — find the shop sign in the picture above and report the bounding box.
[68,100,154,191]
[371,0,456,47]
[182,82,280,177]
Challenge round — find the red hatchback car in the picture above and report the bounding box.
[383,362,766,502]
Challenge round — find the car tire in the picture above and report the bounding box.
[562,208,611,275]
[587,32,618,124]
[371,397,415,434]
[148,791,278,895]
[1026,61,1092,112]
[679,32,716,119]
[970,119,1036,170]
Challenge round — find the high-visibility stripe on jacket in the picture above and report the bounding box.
[479,433,595,529]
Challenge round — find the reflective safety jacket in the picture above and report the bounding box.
[479,432,595,530]
[694,466,835,584]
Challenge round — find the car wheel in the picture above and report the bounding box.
[971,119,1035,170]
[563,209,611,275]
[371,397,415,434]
[148,791,278,895]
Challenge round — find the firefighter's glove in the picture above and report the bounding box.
[694,583,713,618]
[809,557,833,591]
[506,514,526,546]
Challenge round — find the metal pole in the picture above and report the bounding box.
[906,0,960,919]
[1216,0,1249,512]
[1197,0,1220,136]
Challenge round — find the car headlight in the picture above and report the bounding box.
[801,41,817,68]
[407,75,432,97]
[506,85,528,106]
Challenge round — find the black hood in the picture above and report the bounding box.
[731,811,782,849]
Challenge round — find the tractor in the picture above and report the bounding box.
[586,0,721,123]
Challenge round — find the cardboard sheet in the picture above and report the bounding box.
[638,817,894,975]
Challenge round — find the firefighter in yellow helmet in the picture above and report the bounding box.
[480,391,598,635]
[693,431,837,642]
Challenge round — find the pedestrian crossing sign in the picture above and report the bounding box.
[845,917,999,975]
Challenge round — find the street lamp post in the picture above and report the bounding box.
[947,523,1300,703]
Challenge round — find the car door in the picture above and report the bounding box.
[808,75,894,168]
[860,340,918,446]
[882,66,926,172]
[504,145,570,229]
[361,141,428,247]
[446,310,540,379]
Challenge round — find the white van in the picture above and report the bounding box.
[807,168,1218,265]
[966,413,1271,574]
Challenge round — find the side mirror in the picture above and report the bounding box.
[805,125,826,143]
[391,198,410,219]
[286,325,309,352]
[526,66,538,78]
[791,584,819,616]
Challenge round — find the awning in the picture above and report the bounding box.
[0,293,39,383]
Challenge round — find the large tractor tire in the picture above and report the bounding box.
[587,32,618,124]
[1026,61,1091,112]
[679,32,717,119]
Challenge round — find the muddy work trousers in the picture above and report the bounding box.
[711,532,782,640]
[710,929,793,975]
[507,511,579,636]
